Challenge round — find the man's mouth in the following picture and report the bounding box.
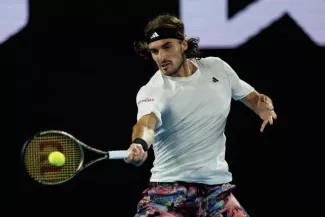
[160,62,170,69]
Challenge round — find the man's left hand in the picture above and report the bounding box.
[256,94,277,132]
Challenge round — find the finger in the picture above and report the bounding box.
[268,114,273,125]
[135,145,147,166]
[260,120,268,132]
[267,103,274,110]
[132,152,141,162]
[130,155,141,166]
[125,144,139,164]
[133,146,145,163]
[124,151,134,163]
[259,94,265,102]
[136,144,145,161]
[137,152,148,167]
[131,144,140,155]
[263,96,269,109]
[136,144,145,153]
[133,156,144,166]
[271,110,277,119]
[136,153,146,166]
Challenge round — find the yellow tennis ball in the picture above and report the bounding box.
[48,151,65,166]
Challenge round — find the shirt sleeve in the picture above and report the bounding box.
[136,86,162,129]
[222,60,255,100]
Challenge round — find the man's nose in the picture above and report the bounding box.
[158,50,166,61]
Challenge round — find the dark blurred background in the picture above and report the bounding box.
[9,0,325,216]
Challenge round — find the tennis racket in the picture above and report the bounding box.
[21,130,146,185]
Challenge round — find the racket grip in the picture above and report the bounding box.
[108,150,131,159]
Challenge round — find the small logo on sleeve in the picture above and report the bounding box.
[137,98,155,105]
[212,77,218,83]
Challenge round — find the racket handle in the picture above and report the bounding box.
[108,150,131,159]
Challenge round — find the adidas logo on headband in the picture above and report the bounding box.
[146,28,184,43]
[150,32,159,39]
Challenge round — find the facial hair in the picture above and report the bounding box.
[168,54,186,77]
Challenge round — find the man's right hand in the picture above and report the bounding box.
[124,143,148,167]
[125,112,157,166]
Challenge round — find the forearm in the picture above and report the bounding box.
[132,113,157,149]
[240,90,273,115]
[132,124,154,148]
[240,90,260,115]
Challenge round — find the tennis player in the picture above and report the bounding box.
[125,14,277,217]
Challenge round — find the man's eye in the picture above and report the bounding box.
[151,50,158,54]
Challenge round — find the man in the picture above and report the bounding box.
[125,14,277,217]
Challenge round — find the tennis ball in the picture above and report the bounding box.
[48,151,65,166]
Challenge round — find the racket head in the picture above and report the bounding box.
[21,130,84,185]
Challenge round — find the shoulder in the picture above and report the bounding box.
[136,71,163,100]
[198,56,223,64]
[197,56,225,65]
[192,56,231,78]
[194,56,229,71]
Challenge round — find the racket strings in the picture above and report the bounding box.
[24,133,83,184]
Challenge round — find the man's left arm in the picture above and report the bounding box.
[240,90,277,132]
[220,58,277,132]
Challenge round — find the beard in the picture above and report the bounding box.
[161,54,186,77]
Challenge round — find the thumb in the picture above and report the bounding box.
[124,154,133,163]
[124,147,134,163]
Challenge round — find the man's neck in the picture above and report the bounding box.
[173,59,196,77]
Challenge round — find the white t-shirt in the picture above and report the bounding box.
[136,57,254,185]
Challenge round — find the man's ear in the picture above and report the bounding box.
[181,39,188,52]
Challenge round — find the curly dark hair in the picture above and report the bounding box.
[134,14,202,60]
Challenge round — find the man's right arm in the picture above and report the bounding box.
[124,112,158,166]
[132,112,158,148]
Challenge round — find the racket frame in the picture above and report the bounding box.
[21,130,112,185]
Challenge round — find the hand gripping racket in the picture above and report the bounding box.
[21,130,147,185]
